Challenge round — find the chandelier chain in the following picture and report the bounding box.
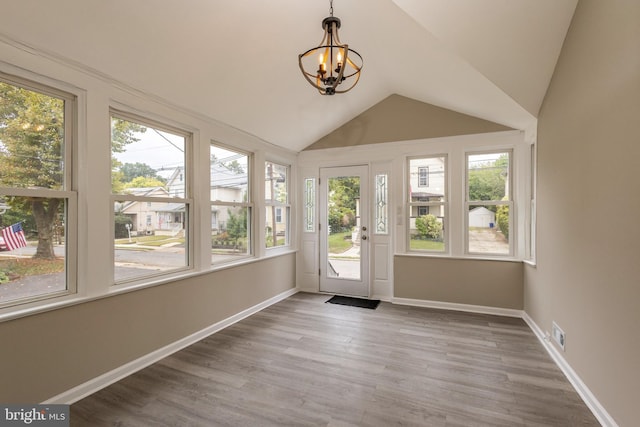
[329,0,334,17]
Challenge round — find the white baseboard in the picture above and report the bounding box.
[392,297,524,318]
[522,313,617,427]
[43,287,298,405]
[371,294,393,303]
[394,297,615,425]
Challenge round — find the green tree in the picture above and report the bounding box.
[0,83,144,258]
[468,155,508,206]
[123,176,166,190]
[120,162,164,183]
[114,212,133,239]
[111,118,146,193]
[415,214,443,240]
[496,201,509,240]
[328,177,359,233]
[0,82,64,258]
[226,208,247,250]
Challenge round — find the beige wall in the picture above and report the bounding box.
[395,256,523,309]
[526,1,640,425]
[0,254,295,403]
[304,94,513,150]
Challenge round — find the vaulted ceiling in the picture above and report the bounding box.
[0,0,577,152]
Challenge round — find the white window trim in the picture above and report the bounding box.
[406,155,448,254]
[525,141,537,264]
[109,109,194,286]
[264,160,291,251]
[418,166,429,187]
[464,149,514,257]
[303,177,316,233]
[0,73,78,311]
[210,141,254,264]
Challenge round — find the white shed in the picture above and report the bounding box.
[469,207,495,228]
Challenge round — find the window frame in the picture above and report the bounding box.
[464,149,514,257]
[210,141,253,264]
[406,154,448,253]
[527,143,537,262]
[374,173,389,235]
[110,109,193,285]
[0,72,78,309]
[264,160,290,249]
[303,177,316,233]
[418,166,429,187]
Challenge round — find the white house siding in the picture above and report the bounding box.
[468,206,495,228]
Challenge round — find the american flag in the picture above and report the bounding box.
[1,222,28,251]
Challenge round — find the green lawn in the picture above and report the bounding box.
[328,231,353,254]
[409,238,445,251]
[115,235,184,246]
[0,257,64,282]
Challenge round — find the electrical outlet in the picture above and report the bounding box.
[552,321,566,351]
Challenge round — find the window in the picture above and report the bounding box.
[111,111,191,283]
[418,167,429,187]
[303,178,315,233]
[466,151,512,255]
[528,143,536,261]
[211,143,251,263]
[0,74,76,307]
[374,174,388,234]
[265,161,289,248]
[408,156,446,252]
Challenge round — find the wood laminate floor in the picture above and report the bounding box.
[71,292,600,426]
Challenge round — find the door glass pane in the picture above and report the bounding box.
[304,178,315,232]
[327,176,360,280]
[375,174,388,234]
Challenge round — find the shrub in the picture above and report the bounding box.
[114,213,133,238]
[415,214,442,240]
[496,204,509,239]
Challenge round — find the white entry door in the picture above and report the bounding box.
[319,165,369,297]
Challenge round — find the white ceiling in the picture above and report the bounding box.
[0,0,577,152]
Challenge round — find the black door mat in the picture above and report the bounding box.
[326,295,380,310]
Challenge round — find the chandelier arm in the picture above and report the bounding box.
[334,70,361,94]
[299,54,329,93]
[345,52,362,71]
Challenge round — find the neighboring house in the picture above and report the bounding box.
[118,161,249,235]
[408,157,445,232]
[468,206,495,228]
[209,161,248,233]
[116,187,184,234]
[160,162,250,233]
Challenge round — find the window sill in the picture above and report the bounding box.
[0,250,297,324]
[397,252,523,263]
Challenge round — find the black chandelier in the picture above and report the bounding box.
[298,0,363,95]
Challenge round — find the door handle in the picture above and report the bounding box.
[362,235,367,240]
